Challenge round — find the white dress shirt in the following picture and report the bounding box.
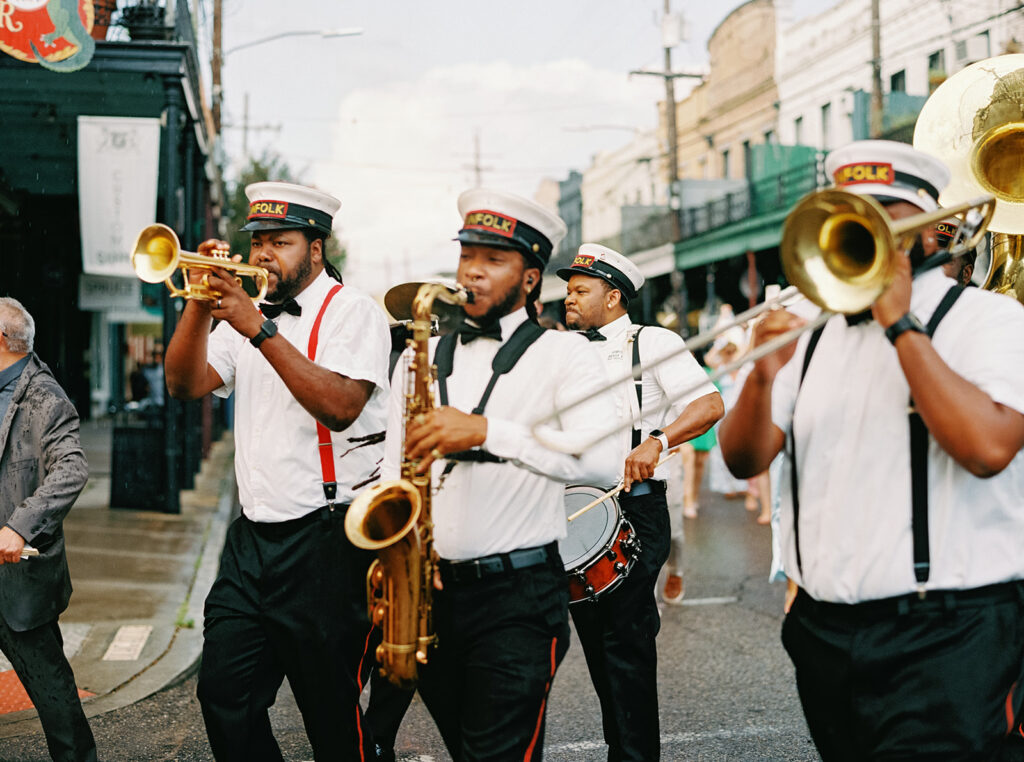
[591,315,718,480]
[208,270,391,522]
[772,268,1024,603]
[383,308,620,561]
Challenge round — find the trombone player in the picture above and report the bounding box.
[719,140,1024,761]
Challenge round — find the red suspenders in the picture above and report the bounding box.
[307,283,344,506]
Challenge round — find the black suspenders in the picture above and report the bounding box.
[630,326,645,449]
[790,285,965,586]
[433,320,546,471]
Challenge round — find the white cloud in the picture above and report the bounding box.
[314,58,662,296]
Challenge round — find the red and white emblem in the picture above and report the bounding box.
[0,0,96,72]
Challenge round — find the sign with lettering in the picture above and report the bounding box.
[0,0,96,72]
[78,116,161,277]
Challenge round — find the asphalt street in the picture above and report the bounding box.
[0,486,818,761]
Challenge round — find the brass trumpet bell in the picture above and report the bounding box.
[130,223,270,302]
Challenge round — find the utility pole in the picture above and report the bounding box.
[212,0,222,135]
[870,0,884,138]
[232,92,282,159]
[630,1,703,239]
[461,129,493,188]
[662,0,680,210]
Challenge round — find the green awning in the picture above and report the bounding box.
[674,207,789,269]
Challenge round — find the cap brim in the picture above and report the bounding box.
[555,266,635,298]
[240,219,308,233]
[456,230,545,269]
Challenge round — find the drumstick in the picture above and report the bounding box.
[567,449,681,523]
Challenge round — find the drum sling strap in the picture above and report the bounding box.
[629,326,646,449]
[308,283,344,506]
[434,319,546,476]
[790,285,965,587]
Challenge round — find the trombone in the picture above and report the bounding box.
[530,189,994,453]
[130,223,270,303]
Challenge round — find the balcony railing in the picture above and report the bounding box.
[680,158,824,240]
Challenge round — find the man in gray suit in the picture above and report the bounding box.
[0,297,96,762]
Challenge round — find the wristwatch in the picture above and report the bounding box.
[250,318,278,348]
[884,313,926,346]
[649,429,670,452]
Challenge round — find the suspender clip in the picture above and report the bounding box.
[322,481,338,510]
[916,583,927,600]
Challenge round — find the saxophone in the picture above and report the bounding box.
[344,282,472,688]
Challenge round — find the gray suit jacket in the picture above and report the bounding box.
[0,354,87,631]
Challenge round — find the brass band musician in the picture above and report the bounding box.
[165,181,391,760]
[719,141,1024,761]
[382,188,619,760]
[558,244,722,761]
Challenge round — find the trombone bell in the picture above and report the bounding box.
[781,190,899,314]
[130,223,270,303]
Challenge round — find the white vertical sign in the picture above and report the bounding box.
[78,116,161,276]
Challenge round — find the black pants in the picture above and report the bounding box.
[569,484,669,762]
[0,617,96,762]
[417,549,570,761]
[197,509,376,762]
[783,584,1024,762]
[364,631,416,762]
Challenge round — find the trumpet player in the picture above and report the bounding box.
[383,189,619,760]
[558,244,722,761]
[719,141,1024,761]
[164,182,391,761]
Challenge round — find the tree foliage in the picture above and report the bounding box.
[226,151,347,274]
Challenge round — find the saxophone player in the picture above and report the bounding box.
[382,188,619,760]
[164,182,390,761]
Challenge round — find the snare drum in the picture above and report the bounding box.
[558,485,641,604]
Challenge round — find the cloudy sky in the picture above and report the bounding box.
[220,0,830,295]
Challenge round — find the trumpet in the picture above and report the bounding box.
[130,223,269,302]
[530,188,994,453]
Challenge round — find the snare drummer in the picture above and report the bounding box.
[560,244,723,761]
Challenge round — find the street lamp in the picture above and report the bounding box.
[213,26,363,136]
[223,27,363,57]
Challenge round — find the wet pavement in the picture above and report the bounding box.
[0,418,236,741]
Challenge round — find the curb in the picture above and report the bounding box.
[0,457,237,737]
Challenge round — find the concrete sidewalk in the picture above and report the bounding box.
[0,418,237,738]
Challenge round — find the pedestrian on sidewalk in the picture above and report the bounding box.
[0,297,97,762]
[165,182,391,761]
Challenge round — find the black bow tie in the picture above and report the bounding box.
[845,309,873,327]
[457,319,502,345]
[580,327,607,342]
[259,298,302,319]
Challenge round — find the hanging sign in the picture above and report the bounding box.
[78,116,161,276]
[0,0,96,72]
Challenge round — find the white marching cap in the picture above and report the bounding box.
[555,243,645,300]
[456,188,568,269]
[242,181,341,236]
[824,140,951,213]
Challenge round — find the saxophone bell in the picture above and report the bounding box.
[345,281,472,687]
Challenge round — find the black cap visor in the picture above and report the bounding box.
[456,230,545,270]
